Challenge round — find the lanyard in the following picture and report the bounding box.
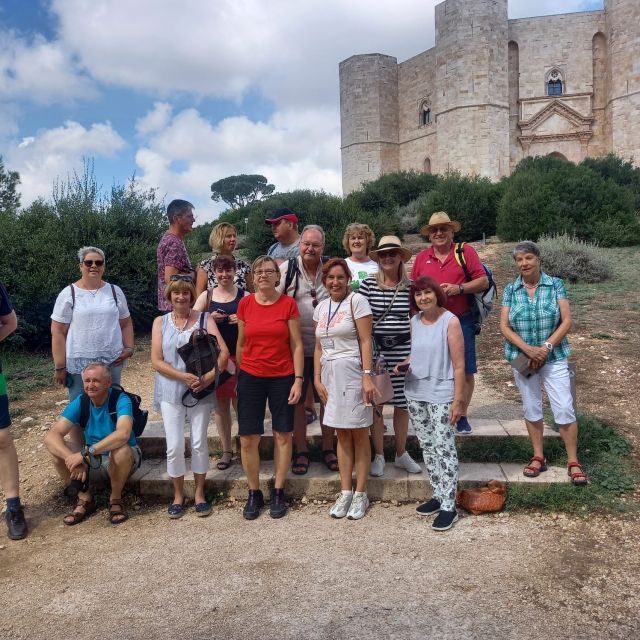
[326,296,345,336]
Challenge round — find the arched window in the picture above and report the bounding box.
[423,157,432,174]
[419,101,432,126]
[546,69,564,96]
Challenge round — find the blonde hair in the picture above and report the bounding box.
[375,261,411,290]
[164,279,197,305]
[208,223,237,253]
[342,223,375,254]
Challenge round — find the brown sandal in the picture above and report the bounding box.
[523,456,547,478]
[217,451,233,470]
[567,462,588,486]
[292,452,310,475]
[108,499,129,525]
[63,496,97,526]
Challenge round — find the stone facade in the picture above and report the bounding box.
[339,0,640,194]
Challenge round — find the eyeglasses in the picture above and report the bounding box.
[170,275,193,283]
[254,269,277,277]
[310,289,318,308]
[82,260,104,267]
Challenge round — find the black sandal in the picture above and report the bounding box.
[217,451,233,470]
[63,496,97,526]
[292,452,310,475]
[321,449,339,472]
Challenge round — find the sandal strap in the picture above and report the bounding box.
[567,462,583,471]
[529,456,546,464]
[109,498,124,507]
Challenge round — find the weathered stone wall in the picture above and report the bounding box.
[339,54,399,194]
[606,0,640,164]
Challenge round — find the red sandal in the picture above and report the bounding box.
[567,461,588,486]
[523,456,547,478]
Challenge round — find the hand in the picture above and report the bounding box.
[65,451,86,473]
[182,372,200,388]
[211,311,227,324]
[53,368,67,385]
[314,380,328,406]
[288,378,303,405]
[192,371,215,394]
[227,314,239,325]
[526,346,549,367]
[440,282,461,297]
[362,375,381,406]
[449,400,464,425]
[112,348,133,366]
[393,360,410,375]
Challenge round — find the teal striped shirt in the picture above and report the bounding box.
[502,272,571,363]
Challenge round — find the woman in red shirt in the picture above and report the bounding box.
[236,255,304,520]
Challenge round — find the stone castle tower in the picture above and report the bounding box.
[339,0,640,194]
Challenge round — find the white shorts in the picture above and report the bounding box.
[512,358,576,425]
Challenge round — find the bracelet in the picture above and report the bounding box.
[295,375,304,380]
[54,366,66,372]
[123,347,134,353]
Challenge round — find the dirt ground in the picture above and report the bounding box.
[1,241,639,639]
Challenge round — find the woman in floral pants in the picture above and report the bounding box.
[395,277,465,531]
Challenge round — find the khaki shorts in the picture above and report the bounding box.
[87,445,142,485]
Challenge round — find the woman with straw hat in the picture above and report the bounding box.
[411,213,488,434]
[359,236,422,478]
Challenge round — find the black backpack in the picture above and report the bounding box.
[79,384,148,438]
[283,256,330,297]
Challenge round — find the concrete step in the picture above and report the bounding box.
[137,416,560,459]
[128,458,570,503]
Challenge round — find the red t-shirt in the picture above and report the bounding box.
[411,244,486,317]
[237,294,300,377]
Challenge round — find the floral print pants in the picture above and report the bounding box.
[407,398,458,511]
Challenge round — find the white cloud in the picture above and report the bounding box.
[6,121,126,204]
[134,105,342,221]
[135,102,173,137]
[0,29,95,104]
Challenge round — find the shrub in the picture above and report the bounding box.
[417,172,499,241]
[537,234,613,283]
[497,155,640,247]
[581,154,640,210]
[0,168,166,348]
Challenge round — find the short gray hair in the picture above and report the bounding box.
[301,224,325,244]
[512,241,540,259]
[78,246,106,263]
[82,362,112,380]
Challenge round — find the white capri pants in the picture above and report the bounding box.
[160,401,212,478]
[512,358,576,425]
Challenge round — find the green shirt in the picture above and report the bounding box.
[501,272,571,363]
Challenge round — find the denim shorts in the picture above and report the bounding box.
[458,313,478,375]
[0,368,10,429]
[237,370,295,436]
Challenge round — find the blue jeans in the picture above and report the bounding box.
[458,313,478,375]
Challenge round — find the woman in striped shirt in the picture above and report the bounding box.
[359,236,422,477]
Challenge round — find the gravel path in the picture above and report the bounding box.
[2,505,638,639]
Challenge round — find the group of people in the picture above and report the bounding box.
[0,200,587,540]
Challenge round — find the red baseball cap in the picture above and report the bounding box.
[265,208,299,225]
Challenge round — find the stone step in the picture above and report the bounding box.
[137,416,560,459]
[128,459,570,503]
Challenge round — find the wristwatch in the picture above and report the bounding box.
[459,284,465,294]
[363,369,374,376]
[544,341,554,351]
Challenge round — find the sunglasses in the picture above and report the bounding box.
[83,259,104,267]
[310,289,318,308]
[170,275,193,283]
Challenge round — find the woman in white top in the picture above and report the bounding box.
[51,247,134,401]
[313,258,378,520]
[395,276,465,532]
[342,223,378,292]
[151,277,229,519]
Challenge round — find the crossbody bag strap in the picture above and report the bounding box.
[373,285,400,330]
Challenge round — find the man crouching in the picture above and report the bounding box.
[45,362,142,525]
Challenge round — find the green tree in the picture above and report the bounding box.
[0,156,20,214]
[210,174,275,209]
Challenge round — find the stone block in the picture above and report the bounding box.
[501,463,570,484]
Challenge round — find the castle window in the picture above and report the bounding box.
[423,157,432,174]
[546,69,564,96]
[419,100,432,126]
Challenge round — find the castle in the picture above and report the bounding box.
[339,0,640,193]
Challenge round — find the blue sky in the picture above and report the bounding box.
[0,0,603,222]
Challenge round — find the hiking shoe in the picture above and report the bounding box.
[269,489,287,519]
[5,506,28,540]
[456,416,473,434]
[243,489,264,520]
[432,509,458,531]
[346,492,369,520]
[330,491,354,519]
[370,454,385,477]
[416,498,441,516]
[394,451,421,474]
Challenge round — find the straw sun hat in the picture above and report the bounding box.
[369,235,412,262]
[419,211,462,236]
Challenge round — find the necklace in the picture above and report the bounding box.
[523,280,539,290]
[172,312,191,332]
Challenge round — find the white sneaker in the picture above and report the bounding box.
[370,454,385,477]
[394,451,421,474]
[330,491,353,519]
[346,492,370,520]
